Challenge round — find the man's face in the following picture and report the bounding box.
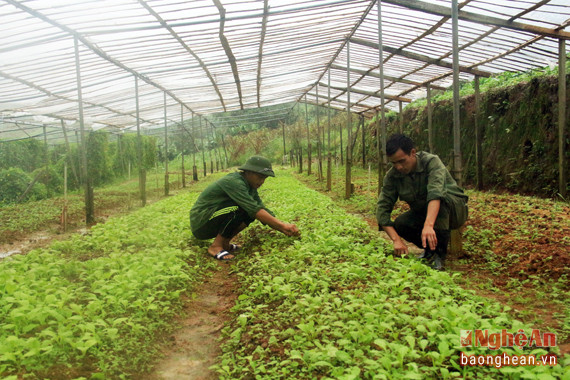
[388,148,417,174]
[244,171,268,189]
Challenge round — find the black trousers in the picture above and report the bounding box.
[192,204,254,240]
[393,205,450,259]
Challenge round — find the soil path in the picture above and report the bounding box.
[143,263,237,380]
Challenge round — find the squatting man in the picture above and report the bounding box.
[376,134,468,270]
[190,155,300,260]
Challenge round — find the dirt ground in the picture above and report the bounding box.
[141,264,237,380]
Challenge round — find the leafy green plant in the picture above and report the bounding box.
[0,173,225,378]
[215,171,568,379]
[0,167,48,204]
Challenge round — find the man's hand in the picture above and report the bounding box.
[421,225,437,251]
[382,225,408,256]
[281,223,300,237]
[422,199,440,251]
[256,209,300,237]
[393,238,409,256]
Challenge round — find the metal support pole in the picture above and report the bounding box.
[74,37,94,224]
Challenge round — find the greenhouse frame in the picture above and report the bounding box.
[1,0,569,210]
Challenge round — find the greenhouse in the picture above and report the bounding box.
[0,0,569,378]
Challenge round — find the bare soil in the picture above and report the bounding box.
[141,263,237,380]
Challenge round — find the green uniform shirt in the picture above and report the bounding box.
[190,172,274,232]
[376,151,468,227]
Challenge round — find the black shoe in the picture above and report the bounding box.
[418,250,434,260]
[431,256,445,271]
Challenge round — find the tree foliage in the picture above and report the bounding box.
[0,167,47,204]
[0,131,157,204]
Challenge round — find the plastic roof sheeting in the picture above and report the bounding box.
[0,0,569,142]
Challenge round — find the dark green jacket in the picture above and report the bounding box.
[376,151,468,228]
[190,172,273,232]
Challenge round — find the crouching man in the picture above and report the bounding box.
[376,134,468,270]
[190,155,300,260]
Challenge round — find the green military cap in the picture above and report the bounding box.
[238,155,275,177]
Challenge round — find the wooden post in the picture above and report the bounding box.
[450,0,463,256]
[305,95,312,176]
[74,37,94,224]
[377,0,387,195]
[63,162,68,232]
[135,76,146,206]
[339,106,344,165]
[60,119,79,187]
[327,69,332,192]
[118,134,125,174]
[180,105,186,187]
[451,0,463,187]
[474,76,483,190]
[207,122,213,174]
[558,39,567,198]
[43,125,49,181]
[376,110,382,195]
[75,130,82,185]
[345,40,352,199]
[282,121,287,165]
[192,115,198,184]
[427,84,433,153]
[182,153,186,188]
[191,112,198,181]
[163,92,169,196]
[399,101,403,133]
[361,115,366,168]
[220,132,228,169]
[316,85,323,181]
[200,116,206,177]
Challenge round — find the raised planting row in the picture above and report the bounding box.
[0,174,225,379]
[216,171,569,379]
